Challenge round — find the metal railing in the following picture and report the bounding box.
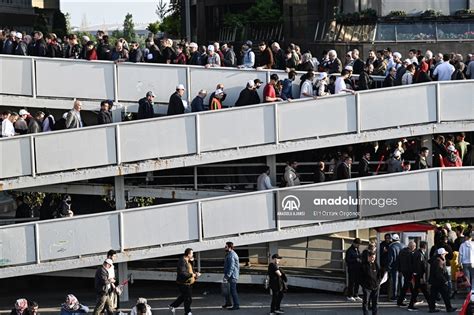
[0,80,472,180]
[0,167,472,269]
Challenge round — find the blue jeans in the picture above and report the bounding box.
[225,278,240,308]
[390,270,402,299]
[463,263,473,288]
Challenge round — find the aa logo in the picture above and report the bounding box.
[281,195,301,211]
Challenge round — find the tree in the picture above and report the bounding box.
[224,0,282,28]
[65,13,72,35]
[52,10,68,39]
[123,13,136,42]
[155,0,168,22]
[147,21,161,35]
[159,15,180,36]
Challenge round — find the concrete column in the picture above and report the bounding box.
[268,242,279,262]
[420,135,433,166]
[111,103,123,123]
[118,262,129,302]
[266,155,277,185]
[115,176,126,210]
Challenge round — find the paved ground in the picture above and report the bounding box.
[0,277,467,314]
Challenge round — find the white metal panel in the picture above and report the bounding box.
[117,63,187,103]
[0,137,32,179]
[122,203,199,249]
[280,181,358,228]
[442,168,474,207]
[189,68,267,106]
[439,82,474,121]
[119,116,196,163]
[359,171,439,217]
[0,57,33,96]
[201,193,275,238]
[35,59,114,99]
[0,225,36,266]
[199,106,275,152]
[38,214,120,261]
[34,127,117,173]
[278,95,357,141]
[360,85,437,131]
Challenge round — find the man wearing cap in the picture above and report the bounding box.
[13,33,27,56]
[264,74,282,103]
[268,253,287,315]
[138,91,155,120]
[93,259,115,315]
[239,41,255,69]
[205,45,221,68]
[428,248,457,313]
[221,43,236,67]
[360,250,383,315]
[235,80,260,107]
[168,84,186,116]
[191,90,207,113]
[387,151,402,173]
[14,109,30,135]
[443,145,463,167]
[188,42,202,66]
[208,84,226,109]
[345,238,363,302]
[210,89,225,110]
[388,234,405,301]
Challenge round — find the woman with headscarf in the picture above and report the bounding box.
[60,294,89,315]
[315,72,330,97]
[416,60,433,83]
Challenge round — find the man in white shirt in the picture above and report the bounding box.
[257,166,275,190]
[433,54,455,81]
[1,112,19,137]
[299,71,315,99]
[335,69,356,95]
[459,232,474,287]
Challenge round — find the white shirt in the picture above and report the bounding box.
[299,80,314,98]
[257,173,273,190]
[433,61,455,81]
[108,264,115,280]
[334,77,347,94]
[459,240,474,265]
[2,119,15,137]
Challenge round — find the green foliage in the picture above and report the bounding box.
[52,10,68,39]
[123,13,136,42]
[387,10,407,17]
[155,0,169,22]
[147,21,161,35]
[13,192,46,210]
[360,8,377,19]
[34,12,49,35]
[159,14,180,36]
[455,9,474,16]
[224,0,282,29]
[111,29,124,40]
[223,13,247,28]
[421,9,443,18]
[64,12,72,34]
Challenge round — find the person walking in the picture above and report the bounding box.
[459,231,474,288]
[345,238,363,302]
[428,248,457,313]
[169,248,201,315]
[397,241,416,307]
[137,91,155,120]
[360,251,383,315]
[93,259,115,315]
[268,254,287,315]
[408,241,430,312]
[222,242,240,310]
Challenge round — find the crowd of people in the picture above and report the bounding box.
[343,223,474,314]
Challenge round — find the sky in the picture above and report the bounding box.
[60,0,170,29]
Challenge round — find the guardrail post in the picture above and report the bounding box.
[197,201,203,242]
[115,124,122,165]
[195,114,201,155]
[437,168,443,209]
[34,223,41,264]
[436,82,441,123]
[274,103,280,145]
[275,190,281,231]
[113,63,119,102]
[355,93,361,134]
[357,179,362,218]
[186,66,192,104]
[31,58,37,98]
[30,136,36,178]
[119,212,125,252]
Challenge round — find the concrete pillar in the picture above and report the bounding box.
[421,135,433,166]
[268,242,279,262]
[266,155,277,185]
[115,176,126,210]
[111,103,123,123]
[118,262,129,302]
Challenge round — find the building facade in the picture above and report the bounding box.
[0,0,36,30]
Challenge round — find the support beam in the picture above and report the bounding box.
[118,262,129,302]
[115,176,126,210]
[266,155,277,185]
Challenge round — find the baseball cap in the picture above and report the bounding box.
[271,254,282,259]
[104,258,114,265]
[19,109,29,116]
[393,52,402,59]
[254,78,263,85]
[447,145,456,152]
[82,35,90,42]
[437,248,447,255]
[146,91,155,97]
[15,33,23,40]
[318,72,328,80]
[344,65,353,71]
[353,238,361,245]
[404,59,412,65]
[207,45,215,52]
[392,233,400,241]
[176,84,185,90]
[215,89,224,95]
[246,80,255,88]
[189,42,198,48]
[245,40,253,47]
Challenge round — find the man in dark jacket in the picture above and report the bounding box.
[388,233,404,301]
[167,84,186,116]
[313,161,325,183]
[235,80,260,107]
[428,248,457,313]
[128,41,143,63]
[221,44,236,67]
[358,152,371,177]
[383,67,397,87]
[268,254,287,314]
[413,147,431,170]
[137,91,155,120]
[346,238,362,302]
[337,157,352,180]
[357,64,374,91]
[191,90,207,113]
[379,233,392,271]
[98,100,113,125]
[360,251,383,315]
[93,259,114,315]
[397,241,416,306]
[15,196,32,219]
[169,248,200,315]
[409,241,430,311]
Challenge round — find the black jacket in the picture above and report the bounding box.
[138,97,154,120]
[397,247,415,275]
[94,265,111,294]
[358,158,370,177]
[412,249,428,277]
[413,156,430,170]
[352,58,365,75]
[222,49,236,67]
[357,70,373,91]
[379,240,391,269]
[167,92,184,116]
[98,110,112,125]
[313,169,325,183]
[429,256,449,287]
[191,96,205,112]
[336,162,351,180]
[430,243,454,267]
[32,39,47,57]
[129,48,143,63]
[345,245,361,270]
[176,256,194,285]
[383,74,395,87]
[360,261,383,290]
[235,88,260,107]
